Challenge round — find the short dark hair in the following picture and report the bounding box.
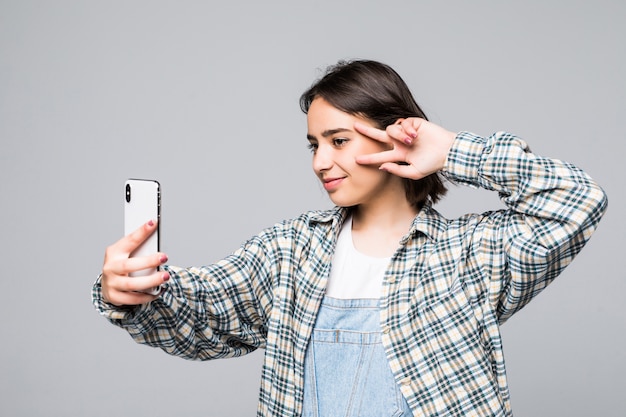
[300,59,447,208]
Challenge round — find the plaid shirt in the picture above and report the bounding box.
[93,131,607,416]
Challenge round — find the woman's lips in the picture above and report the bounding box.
[323,177,344,191]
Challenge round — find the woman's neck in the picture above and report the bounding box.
[350,192,419,258]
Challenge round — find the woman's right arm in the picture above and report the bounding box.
[93,219,273,360]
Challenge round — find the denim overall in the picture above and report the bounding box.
[302,296,413,417]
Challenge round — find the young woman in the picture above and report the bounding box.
[94,60,607,416]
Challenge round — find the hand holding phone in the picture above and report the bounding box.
[100,219,168,306]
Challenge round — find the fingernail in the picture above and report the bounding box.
[148,219,155,226]
[160,254,168,263]
[162,272,170,282]
[404,137,412,145]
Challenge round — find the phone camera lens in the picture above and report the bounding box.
[125,184,131,203]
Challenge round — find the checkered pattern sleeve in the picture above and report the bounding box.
[443,131,608,323]
[91,219,303,360]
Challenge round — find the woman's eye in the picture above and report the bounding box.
[307,143,318,153]
[333,138,349,147]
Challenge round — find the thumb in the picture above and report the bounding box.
[379,163,425,180]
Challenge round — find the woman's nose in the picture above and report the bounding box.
[312,145,333,173]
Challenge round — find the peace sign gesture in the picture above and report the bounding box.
[354,118,457,180]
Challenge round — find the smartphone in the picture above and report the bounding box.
[124,179,161,294]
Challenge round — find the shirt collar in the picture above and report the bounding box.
[308,206,349,226]
[401,201,448,245]
[309,202,447,245]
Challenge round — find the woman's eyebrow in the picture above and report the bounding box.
[322,128,351,137]
[307,128,352,141]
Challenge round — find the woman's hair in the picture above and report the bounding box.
[300,59,447,208]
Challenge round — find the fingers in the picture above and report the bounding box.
[116,219,159,255]
[117,252,168,276]
[355,116,453,180]
[355,149,401,166]
[103,219,164,276]
[353,120,410,166]
[104,241,166,274]
[354,121,409,168]
[112,269,168,293]
[101,219,169,306]
[354,119,425,146]
[379,163,424,180]
[101,268,170,306]
[353,122,391,144]
[395,118,425,145]
[387,123,416,145]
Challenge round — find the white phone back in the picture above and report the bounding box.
[124,179,160,278]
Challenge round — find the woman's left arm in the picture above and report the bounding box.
[356,119,608,321]
[443,130,607,321]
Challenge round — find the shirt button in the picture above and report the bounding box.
[382,326,390,334]
[402,378,411,386]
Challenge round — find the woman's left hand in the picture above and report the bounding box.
[354,118,457,180]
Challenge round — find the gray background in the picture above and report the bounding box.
[1,1,624,416]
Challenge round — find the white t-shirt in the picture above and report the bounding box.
[325,216,391,299]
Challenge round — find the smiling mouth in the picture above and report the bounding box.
[322,177,345,191]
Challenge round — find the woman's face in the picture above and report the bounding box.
[306,98,403,208]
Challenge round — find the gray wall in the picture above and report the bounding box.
[1,1,623,416]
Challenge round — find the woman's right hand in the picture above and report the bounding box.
[101,219,170,306]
